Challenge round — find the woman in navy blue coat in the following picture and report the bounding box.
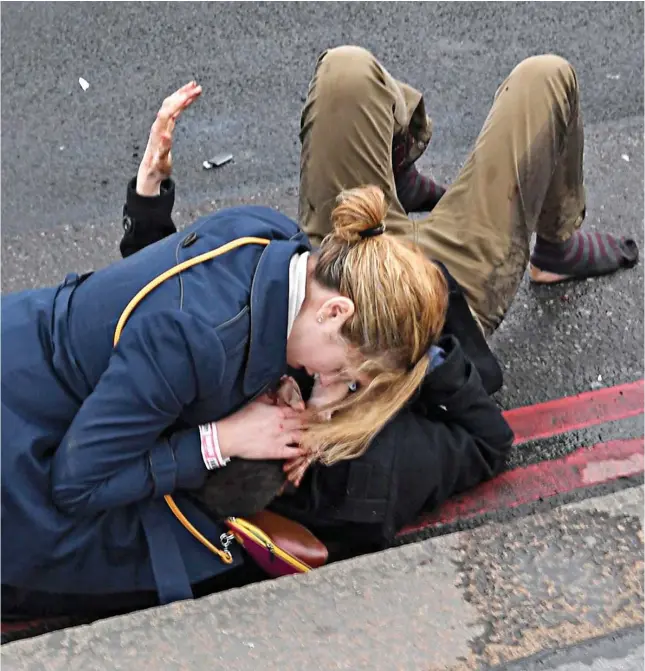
[2,83,470,618]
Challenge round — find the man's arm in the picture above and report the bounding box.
[120,177,177,257]
[120,81,202,257]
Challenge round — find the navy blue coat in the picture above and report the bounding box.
[1,205,310,602]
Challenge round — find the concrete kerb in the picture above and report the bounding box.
[2,486,643,671]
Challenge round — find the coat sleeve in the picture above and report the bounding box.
[51,310,224,515]
[387,335,514,532]
[120,177,178,257]
[273,335,514,547]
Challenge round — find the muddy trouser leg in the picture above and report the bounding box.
[298,46,414,246]
[299,48,585,335]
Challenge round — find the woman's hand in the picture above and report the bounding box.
[216,397,306,462]
[280,378,351,487]
[136,81,202,197]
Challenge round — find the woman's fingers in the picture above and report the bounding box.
[269,445,305,461]
[280,417,305,435]
[171,89,201,121]
[148,82,202,149]
[161,82,199,111]
[176,80,198,95]
[283,457,305,474]
[280,406,305,420]
[286,460,309,487]
[287,430,304,446]
[170,83,202,112]
[181,85,202,108]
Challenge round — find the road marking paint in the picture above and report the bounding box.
[503,379,644,445]
[399,437,644,537]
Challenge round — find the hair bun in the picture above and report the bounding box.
[330,185,388,244]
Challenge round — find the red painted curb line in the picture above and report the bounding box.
[503,379,644,445]
[1,619,69,633]
[399,437,644,536]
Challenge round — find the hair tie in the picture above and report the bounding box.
[359,224,385,239]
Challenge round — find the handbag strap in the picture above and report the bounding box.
[113,236,270,566]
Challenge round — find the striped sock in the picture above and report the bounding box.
[395,164,446,214]
[531,231,639,278]
[392,131,446,214]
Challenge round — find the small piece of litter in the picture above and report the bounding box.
[59,146,65,151]
[78,77,90,91]
[621,154,630,162]
[606,74,620,80]
[202,153,234,170]
[597,375,603,382]
[243,642,255,648]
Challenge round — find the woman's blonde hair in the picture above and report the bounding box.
[303,185,449,465]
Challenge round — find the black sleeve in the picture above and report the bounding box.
[395,335,515,522]
[271,335,514,550]
[119,178,177,258]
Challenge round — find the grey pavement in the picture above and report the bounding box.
[2,487,642,671]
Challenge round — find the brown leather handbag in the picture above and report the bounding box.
[226,511,328,577]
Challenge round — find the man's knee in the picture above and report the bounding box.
[321,45,377,69]
[315,45,385,98]
[512,54,578,94]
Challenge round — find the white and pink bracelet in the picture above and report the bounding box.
[198,422,230,471]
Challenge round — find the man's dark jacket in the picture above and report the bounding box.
[121,178,514,551]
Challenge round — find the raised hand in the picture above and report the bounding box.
[136,81,202,196]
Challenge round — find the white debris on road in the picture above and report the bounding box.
[202,153,234,170]
[78,77,90,91]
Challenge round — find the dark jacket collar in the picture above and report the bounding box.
[243,235,311,396]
